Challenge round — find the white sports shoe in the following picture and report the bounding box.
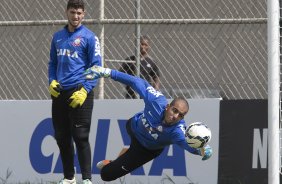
[82,179,92,184]
[58,177,76,184]
[96,160,111,170]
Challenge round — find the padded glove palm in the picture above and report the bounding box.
[84,65,111,80]
[200,145,212,161]
[49,80,62,98]
[69,87,87,108]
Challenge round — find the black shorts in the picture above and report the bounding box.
[100,118,164,181]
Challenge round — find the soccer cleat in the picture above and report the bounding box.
[82,179,92,184]
[58,177,76,184]
[96,159,111,170]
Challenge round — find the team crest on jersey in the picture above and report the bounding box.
[157,126,163,132]
[72,37,81,46]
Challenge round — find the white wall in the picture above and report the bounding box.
[0,99,219,183]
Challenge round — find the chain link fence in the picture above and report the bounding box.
[0,0,267,100]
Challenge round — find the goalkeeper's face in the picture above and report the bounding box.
[66,8,85,31]
[164,100,189,125]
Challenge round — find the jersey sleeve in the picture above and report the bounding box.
[111,69,149,97]
[110,69,163,101]
[48,35,58,84]
[83,35,102,92]
[172,124,201,156]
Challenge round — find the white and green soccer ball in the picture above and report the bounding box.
[185,122,211,148]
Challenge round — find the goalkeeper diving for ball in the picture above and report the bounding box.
[84,66,212,181]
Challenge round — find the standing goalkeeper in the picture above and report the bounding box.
[48,0,100,183]
[84,66,212,182]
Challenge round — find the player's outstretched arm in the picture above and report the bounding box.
[84,65,111,80]
[84,65,153,99]
[200,145,212,161]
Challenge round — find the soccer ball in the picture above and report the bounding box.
[185,122,211,148]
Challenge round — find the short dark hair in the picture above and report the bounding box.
[67,0,85,10]
[170,96,189,109]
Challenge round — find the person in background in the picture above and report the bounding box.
[84,65,212,182]
[48,0,101,183]
[119,36,160,98]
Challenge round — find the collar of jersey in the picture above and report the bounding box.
[64,24,84,33]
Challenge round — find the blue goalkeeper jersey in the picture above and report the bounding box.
[48,25,101,92]
[111,70,200,155]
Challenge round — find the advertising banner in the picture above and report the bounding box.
[218,100,268,184]
[0,99,219,184]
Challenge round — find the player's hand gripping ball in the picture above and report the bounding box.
[185,122,211,148]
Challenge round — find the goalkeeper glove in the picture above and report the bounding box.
[84,65,111,80]
[200,145,212,161]
[69,87,87,108]
[49,80,62,98]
